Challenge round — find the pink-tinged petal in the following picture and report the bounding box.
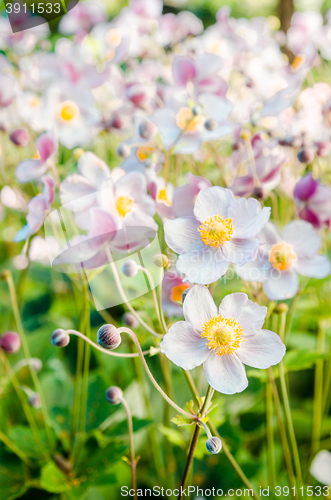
[164,217,203,254]
[15,159,47,183]
[294,255,331,279]
[173,184,197,217]
[222,237,259,266]
[41,176,55,205]
[177,248,229,284]
[310,451,331,485]
[187,172,211,193]
[194,186,235,222]
[259,221,282,245]
[172,56,197,86]
[228,197,270,239]
[298,206,321,228]
[203,352,248,394]
[81,249,108,270]
[160,321,209,370]
[218,292,267,336]
[230,176,254,197]
[294,173,318,201]
[36,130,57,162]
[237,329,286,369]
[195,53,223,79]
[183,285,217,332]
[26,196,48,232]
[283,220,321,258]
[87,208,118,249]
[263,269,299,300]
[77,152,110,188]
[60,175,96,211]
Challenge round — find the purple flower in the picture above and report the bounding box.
[294,174,331,229]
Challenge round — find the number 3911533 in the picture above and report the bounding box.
[5,3,62,14]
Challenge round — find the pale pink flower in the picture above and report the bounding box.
[15,130,57,183]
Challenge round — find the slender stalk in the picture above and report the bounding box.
[266,381,276,490]
[183,370,200,407]
[4,272,53,450]
[157,266,168,334]
[138,265,166,334]
[121,397,137,500]
[0,429,33,466]
[311,323,326,457]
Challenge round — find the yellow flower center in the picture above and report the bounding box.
[201,315,245,356]
[157,188,172,206]
[137,145,154,162]
[198,215,234,248]
[170,284,189,303]
[175,107,204,133]
[269,241,297,271]
[58,101,79,123]
[106,29,122,47]
[30,96,40,108]
[116,195,134,218]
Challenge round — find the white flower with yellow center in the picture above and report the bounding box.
[235,221,331,300]
[57,100,80,124]
[160,285,285,394]
[164,186,270,284]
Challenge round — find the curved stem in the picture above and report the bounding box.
[105,246,162,338]
[121,397,137,500]
[138,266,166,335]
[157,266,168,334]
[118,327,195,420]
[66,330,155,358]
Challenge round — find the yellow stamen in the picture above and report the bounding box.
[30,96,40,108]
[175,107,204,133]
[116,195,134,218]
[58,101,79,123]
[201,315,245,356]
[157,188,172,206]
[170,284,189,303]
[137,145,154,162]
[269,241,297,271]
[198,215,234,248]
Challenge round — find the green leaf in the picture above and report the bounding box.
[284,350,329,371]
[186,400,195,413]
[40,462,71,493]
[0,446,28,500]
[7,426,47,459]
[158,425,186,447]
[171,415,195,427]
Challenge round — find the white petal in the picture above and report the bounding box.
[237,329,286,369]
[234,255,272,282]
[310,450,331,485]
[77,152,110,188]
[228,197,271,238]
[218,292,267,336]
[259,221,282,245]
[15,160,47,183]
[183,285,217,331]
[176,248,229,284]
[263,269,299,300]
[60,175,95,211]
[164,217,203,254]
[160,321,209,370]
[222,237,259,265]
[193,186,234,223]
[295,255,331,279]
[203,353,248,394]
[283,220,321,259]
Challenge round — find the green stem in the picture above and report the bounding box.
[139,266,166,335]
[266,381,276,490]
[157,266,168,335]
[311,323,326,457]
[121,397,137,500]
[5,272,53,450]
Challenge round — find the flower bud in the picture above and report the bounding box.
[121,260,138,277]
[105,386,123,405]
[117,143,131,158]
[0,270,10,281]
[204,118,219,131]
[0,331,21,354]
[315,141,330,157]
[206,436,222,454]
[138,119,158,140]
[274,303,289,315]
[294,173,318,201]
[297,147,314,164]
[29,358,43,372]
[73,148,84,161]
[192,105,203,116]
[28,393,42,409]
[181,288,190,304]
[97,324,121,350]
[10,128,29,147]
[122,312,140,329]
[154,254,169,268]
[51,329,70,347]
[253,186,265,199]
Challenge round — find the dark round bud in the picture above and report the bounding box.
[51,329,70,347]
[28,393,42,409]
[204,118,219,131]
[117,143,131,158]
[253,186,265,199]
[0,331,21,354]
[97,324,121,350]
[278,135,302,148]
[0,270,11,281]
[138,119,158,140]
[121,260,138,277]
[10,128,29,147]
[29,358,43,372]
[274,303,289,315]
[154,254,169,268]
[182,288,191,304]
[297,147,315,164]
[315,141,330,158]
[122,312,140,329]
[192,105,203,116]
[105,386,123,405]
[206,436,222,454]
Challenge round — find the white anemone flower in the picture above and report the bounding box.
[160,285,285,394]
[235,220,331,300]
[164,186,270,284]
[310,450,331,485]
